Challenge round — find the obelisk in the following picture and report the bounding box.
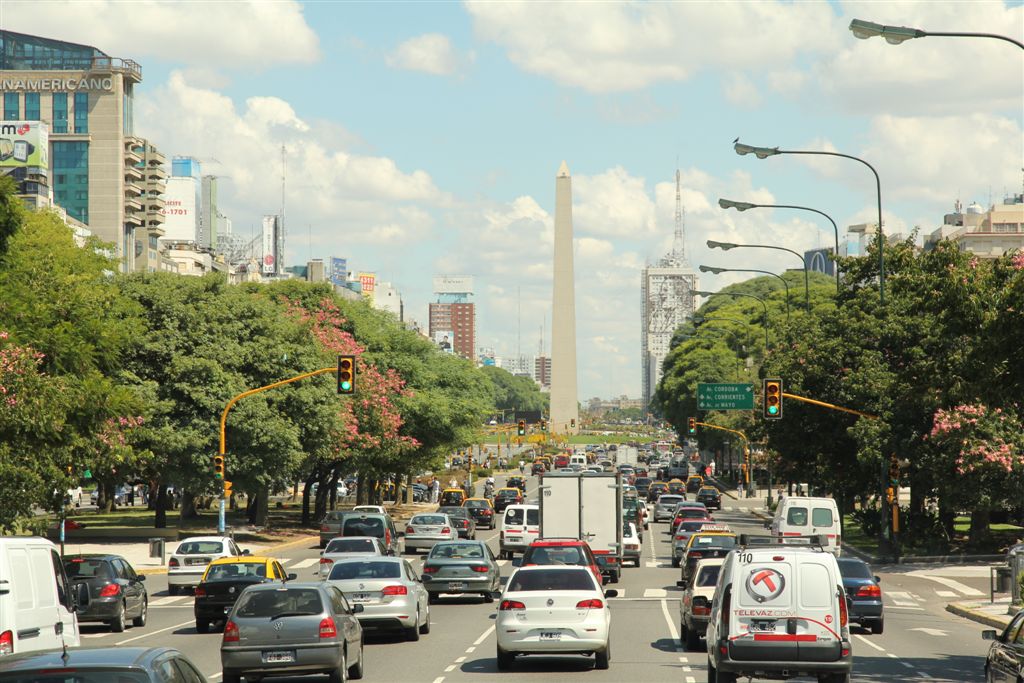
[550,161,579,434]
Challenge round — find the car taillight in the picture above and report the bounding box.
[168,558,180,568]
[575,599,603,609]
[320,524,329,532]
[99,584,121,598]
[223,621,240,643]
[385,530,391,547]
[499,600,525,610]
[839,591,849,628]
[382,585,408,596]
[856,585,881,598]
[422,566,438,573]
[690,552,703,559]
[482,510,492,515]
[319,557,334,566]
[0,630,12,656]
[406,526,415,534]
[319,617,338,639]
[693,597,711,615]
[194,587,206,598]
[441,527,451,534]
[470,565,489,573]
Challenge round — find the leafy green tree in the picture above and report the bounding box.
[481,365,548,414]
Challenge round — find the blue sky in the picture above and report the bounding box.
[7,1,1022,399]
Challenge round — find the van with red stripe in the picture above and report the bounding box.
[770,496,842,556]
[704,535,853,683]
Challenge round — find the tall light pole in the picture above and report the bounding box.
[693,290,771,351]
[700,264,791,322]
[719,198,841,294]
[707,239,810,312]
[849,18,1024,50]
[734,141,885,306]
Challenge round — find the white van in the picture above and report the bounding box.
[0,537,86,656]
[771,496,842,556]
[705,536,853,682]
[499,504,539,560]
[569,453,587,469]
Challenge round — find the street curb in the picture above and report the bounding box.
[136,533,319,576]
[945,602,1015,629]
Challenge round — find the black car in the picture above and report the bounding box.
[0,647,205,682]
[983,608,1023,682]
[493,488,522,513]
[463,499,496,529]
[633,476,652,498]
[194,559,296,633]
[696,486,721,510]
[63,554,148,632]
[506,476,527,492]
[531,462,545,475]
[439,505,477,539]
[838,557,884,634]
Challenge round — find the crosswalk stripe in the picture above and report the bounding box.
[290,558,319,569]
[644,588,667,598]
[915,575,985,597]
[151,596,190,606]
[935,590,957,598]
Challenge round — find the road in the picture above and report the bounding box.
[84,471,997,682]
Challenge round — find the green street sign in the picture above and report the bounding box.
[697,383,755,411]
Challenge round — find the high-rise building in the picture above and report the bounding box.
[641,170,697,410]
[534,355,551,390]
[373,281,403,320]
[428,276,475,361]
[0,30,165,271]
[550,161,579,433]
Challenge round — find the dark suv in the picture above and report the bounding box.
[63,554,148,632]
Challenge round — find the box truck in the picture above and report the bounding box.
[538,472,624,583]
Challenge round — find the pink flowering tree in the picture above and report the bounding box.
[81,415,149,513]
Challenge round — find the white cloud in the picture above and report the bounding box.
[2,0,320,68]
[723,73,762,108]
[386,33,466,76]
[465,0,841,92]
[573,167,659,238]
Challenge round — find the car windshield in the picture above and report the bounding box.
[699,488,718,495]
[696,565,722,587]
[659,496,683,505]
[343,517,385,536]
[509,568,595,592]
[176,541,224,555]
[635,478,651,486]
[464,500,489,509]
[439,507,468,518]
[412,515,447,525]
[838,559,873,579]
[206,562,267,580]
[430,543,485,559]
[691,535,737,548]
[323,510,346,521]
[236,588,322,617]
[326,538,377,553]
[63,559,112,579]
[329,560,401,581]
[527,546,586,565]
[505,508,539,525]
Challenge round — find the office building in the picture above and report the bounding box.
[374,281,403,320]
[923,196,1024,257]
[534,355,551,390]
[429,276,475,361]
[0,30,166,271]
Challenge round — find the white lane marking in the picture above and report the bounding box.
[909,627,949,637]
[659,598,681,646]
[614,589,625,598]
[115,619,194,645]
[432,678,445,683]
[892,600,917,606]
[682,665,692,671]
[645,561,661,568]
[82,633,110,639]
[474,624,496,645]
[914,672,929,678]
[151,596,190,606]
[887,653,899,659]
[455,656,466,663]
[210,674,222,681]
[854,634,885,652]
[644,588,667,598]
[290,558,319,569]
[444,665,455,672]
[935,590,957,598]
[887,591,914,599]
[685,677,696,683]
[465,646,475,653]
[886,606,925,611]
[901,662,915,669]
[911,575,985,597]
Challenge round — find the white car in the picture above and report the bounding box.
[325,556,431,640]
[167,535,248,594]
[318,535,387,578]
[352,505,387,515]
[496,566,617,670]
[404,513,458,552]
[622,522,641,567]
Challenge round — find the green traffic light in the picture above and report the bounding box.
[341,381,351,391]
[768,406,779,415]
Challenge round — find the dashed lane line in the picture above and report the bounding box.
[432,678,445,683]
[444,665,455,672]
[115,619,194,645]
[658,598,681,648]
[644,588,667,598]
[474,625,496,646]
[854,634,885,652]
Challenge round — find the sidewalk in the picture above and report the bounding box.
[946,597,1019,629]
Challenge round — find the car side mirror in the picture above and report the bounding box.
[241,549,251,556]
[351,603,364,614]
[73,582,90,610]
[874,576,881,583]
[981,629,997,641]
[677,580,688,589]
[604,589,618,598]
[287,573,297,581]
[136,574,146,582]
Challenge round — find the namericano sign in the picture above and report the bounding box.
[0,77,114,91]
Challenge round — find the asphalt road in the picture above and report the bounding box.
[77,471,997,682]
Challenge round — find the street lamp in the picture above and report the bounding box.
[733,141,885,306]
[700,264,790,322]
[719,198,841,293]
[849,18,1024,49]
[693,289,771,351]
[707,239,810,312]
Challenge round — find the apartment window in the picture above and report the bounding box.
[24,93,40,120]
[993,223,1020,233]
[51,93,68,133]
[73,92,88,133]
[3,92,18,120]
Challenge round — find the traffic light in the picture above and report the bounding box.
[540,419,547,432]
[337,355,355,394]
[885,486,895,504]
[213,455,225,479]
[223,480,233,498]
[888,455,900,488]
[687,417,696,435]
[763,378,783,420]
[517,420,526,436]
[570,418,576,428]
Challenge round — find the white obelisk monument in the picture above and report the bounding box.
[550,161,579,434]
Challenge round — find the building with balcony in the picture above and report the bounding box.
[924,196,1024,258]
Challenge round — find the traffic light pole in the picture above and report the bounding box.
[218,366,337,534]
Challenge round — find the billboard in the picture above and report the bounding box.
[262,215,278,275]
[159,176,199,242]
[433,276,473,294]
[0,121,48,170]
[358,272,376,298]
[433,330,455,353]
[330,257,348,286]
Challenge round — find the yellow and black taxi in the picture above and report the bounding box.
[685,474,704,494]
[439,487,467,507]
[194,556,295,633]
[667,478,686,496]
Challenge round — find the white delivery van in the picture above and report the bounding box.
[569,453,588,469]
[705,535,853,682]
[539,471,624,583]
[499,504,540,560]
[0,537,86,656]
[771,496,842,556]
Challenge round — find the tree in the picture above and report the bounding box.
[481,365,548,413]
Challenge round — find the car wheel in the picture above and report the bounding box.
[132,597,148,627]
[110,604,126,633]
[406,612,421,641]
[594,639,610,669]
[348,641,364,680]
[483,591,495,603]
[328,649,347,683]
[871,618,884,635]
[167,585,178,596]
[222,672,241,683]
[711,660,737,683]
[685,625,702,651]
[428,593,438,605]
[195,619,209,634]
[671,557,680,567]
[496,648,514,670]
[420,607,431,635]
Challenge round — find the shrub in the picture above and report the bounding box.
[474,468,492,479]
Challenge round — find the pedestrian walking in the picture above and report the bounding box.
[431,477,440,504]
[519,460,525,474]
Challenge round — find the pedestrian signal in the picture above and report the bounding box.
[223,480,233,497]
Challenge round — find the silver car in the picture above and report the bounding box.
[403,513,457,553]
[421,540,501,603]
[325,557,430,640]
[653,494,685,522]
[220,582,365,683]
[319,536,387,579]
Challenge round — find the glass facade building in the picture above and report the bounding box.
[51,92,67,133]
[24,92,39,120]
[3,92,17,119]
[52,141,89,224]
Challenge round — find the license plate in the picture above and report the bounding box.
[448,582,466,591]
[262,650,295,664]
[506,536,521,542]
[187,558,208,566]
[350,593,372,602]
[749,621,776,633]
[540,631,561,641]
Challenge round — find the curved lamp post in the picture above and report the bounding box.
[693,289,771,351]
[849,18,1024,49]
[707,239,810,312]
[733,141,885,306]
[700,264,791,322]
[719,198,841,293]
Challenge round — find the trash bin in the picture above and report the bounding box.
[995,566,1012,593]
[148,538,165,561]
